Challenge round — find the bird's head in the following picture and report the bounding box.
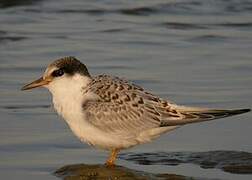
[21,56,91,94]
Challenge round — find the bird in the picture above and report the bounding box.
[21,56,250,167]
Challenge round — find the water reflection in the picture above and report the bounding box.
[0,0,42,8]
[120,151,252,174]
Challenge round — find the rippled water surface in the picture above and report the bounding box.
[0,0,252,179]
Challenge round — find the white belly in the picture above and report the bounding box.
[53,95,137,150]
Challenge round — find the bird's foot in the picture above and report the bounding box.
[105,160,115,168]
[105,149,119,167]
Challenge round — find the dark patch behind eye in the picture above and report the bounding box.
[62,66,75,75]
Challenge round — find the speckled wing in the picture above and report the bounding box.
[83,75,250,137]
[82,75,168,137]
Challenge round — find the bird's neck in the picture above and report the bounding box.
[47,74,92,121]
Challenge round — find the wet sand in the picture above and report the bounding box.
[55,164,209,180]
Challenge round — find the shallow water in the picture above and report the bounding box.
[0,0,252,179]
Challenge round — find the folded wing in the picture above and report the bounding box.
[159,104,250,126]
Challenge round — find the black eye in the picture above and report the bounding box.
[52,69,64,77]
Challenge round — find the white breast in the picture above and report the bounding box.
[46,74,137,150]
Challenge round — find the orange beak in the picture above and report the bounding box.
[21,77,51,90]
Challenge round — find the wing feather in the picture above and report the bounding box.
[83,75,250,138]
[159,105,250,126]
[84,100,161,138]
[82,75,165,137]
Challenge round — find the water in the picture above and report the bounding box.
[0,0,252,179]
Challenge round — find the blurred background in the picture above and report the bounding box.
[0,0,251,179]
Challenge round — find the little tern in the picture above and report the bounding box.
[22,56,250,166]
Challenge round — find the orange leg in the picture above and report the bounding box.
[105,149,119,167]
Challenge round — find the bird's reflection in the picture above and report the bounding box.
[54,164,188,180]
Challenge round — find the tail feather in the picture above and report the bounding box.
[161,107,250,126]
